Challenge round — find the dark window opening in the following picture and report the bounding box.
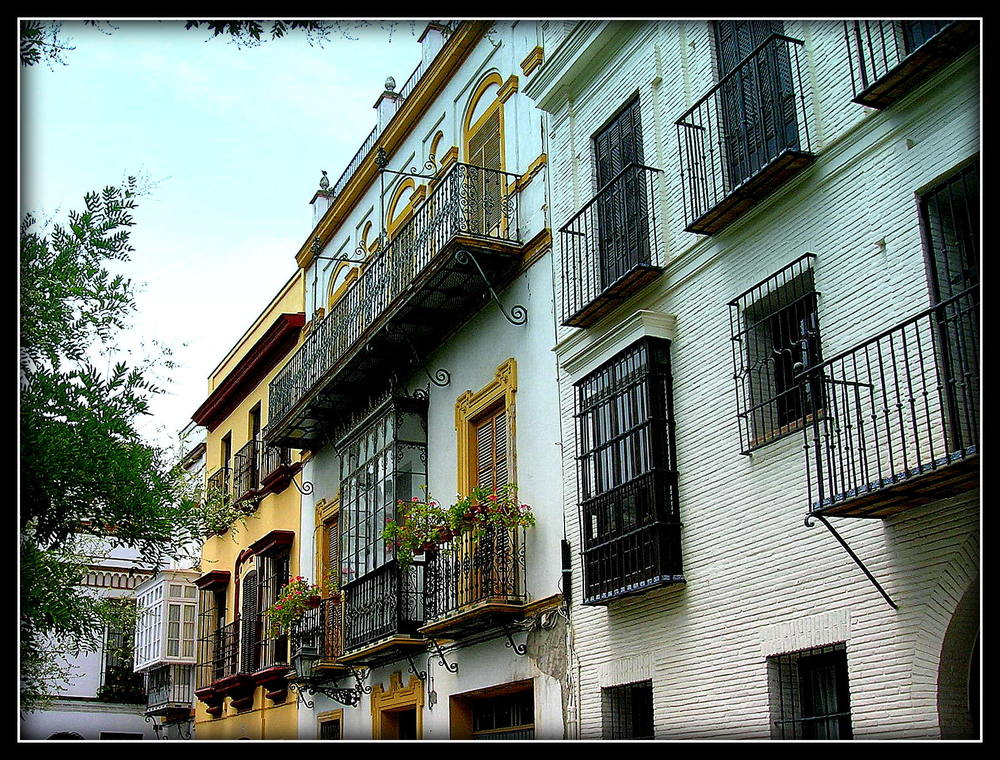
[768,644,852,740]
[602,680,654,739]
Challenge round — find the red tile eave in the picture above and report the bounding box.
[191,313,305,431]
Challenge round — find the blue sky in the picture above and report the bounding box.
[21,19,429,448]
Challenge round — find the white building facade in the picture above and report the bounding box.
[265,21,569,739]
[524,19,979,740]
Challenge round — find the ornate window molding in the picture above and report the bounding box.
[454,358,517,495]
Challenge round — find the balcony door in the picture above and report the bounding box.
[919,162,979,454]
[714,21,799,190]
[467,107,504,238]
[594,97,649,290]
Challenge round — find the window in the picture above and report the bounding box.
[472,689,534,740]
[319,717,342,739]
[768,644,852,739]
[196,587,229,688]
[255,549,290,669]
[602,680,654,739]
[729,254,822,453]
[918,161,979,455]
[575,337,682,605]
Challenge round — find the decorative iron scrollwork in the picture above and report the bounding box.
[454,248,528,326]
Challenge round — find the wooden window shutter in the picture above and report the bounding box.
[240,569,258,673]
[468,108,503,236]
[473,404,508,491]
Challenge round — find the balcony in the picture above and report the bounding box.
[675,34,814,235]
[194,620,241,716]
[291,596,347,672]
[267,162,523,449]
[145,664,194,718]
[421,525,528,639]
[844,21,978,109]
[250,628,290,704]
[340,560,426,666]
[798,286,979,519]
[560,163,664,328]
[232,439,296,502]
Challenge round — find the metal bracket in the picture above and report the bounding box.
[289,675,363,708]
[144,715,165,740]
[501,624,528,656]
[454,248,528,326]
[805,512,898,610]
[386,323,451,387]
[350,666,373,695]
[291,476,315,496]
[429,639,458,673]
[405,651,427,681]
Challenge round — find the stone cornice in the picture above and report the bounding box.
[556,310,678,379]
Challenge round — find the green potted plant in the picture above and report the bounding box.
[264,576,326,636]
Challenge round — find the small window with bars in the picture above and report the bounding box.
[575,337,682,605]
[768,643,853,740]
[602,680,654,739]
[729,253,823,454]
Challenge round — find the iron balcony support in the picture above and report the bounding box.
[288,678,362,709]
[405,651,427,682]
[385,323,451,388]
[454,248,528,326]
[429,639,458,674]
[804,512,898,610]
[501,623,528,656]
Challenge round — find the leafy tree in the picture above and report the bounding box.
[20,19,420,67]
[19,179,204,710]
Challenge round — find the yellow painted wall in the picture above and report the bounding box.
[196,270,306,738]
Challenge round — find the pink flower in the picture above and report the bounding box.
[412,496,420,502]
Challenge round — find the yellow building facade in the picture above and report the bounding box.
[190,271,306,739]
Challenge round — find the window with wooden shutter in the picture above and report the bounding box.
[467,107,504,237]
[473,403,509,491]
[240,569,258,673]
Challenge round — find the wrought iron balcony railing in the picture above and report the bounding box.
[268,161,522,446]
[342,560,425,655]
[232,439,260,501]
[291,597,344,663]
[560,163,664,328]
[206,466,230,498]
[423,525,527,631]
[675,34,814,235]
[195,620,240,690]
[797,286,979,518]
[145,663,195,715]
[844,20,978,109]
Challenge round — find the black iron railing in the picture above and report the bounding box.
[580,470,683,605]
[560,163,664,327]
[145,664,195,713]
[260,439,292,483]
[798,286,979,513]
[207,466,230,498]
[255,631,289,671]
[196,620,240,689]
[342,561,424,653]
[232,439,260,500]
[843,21,976,108]
[675,34,812,233]
[269,161,521,429]
[424,526,527,622]
[291,597,344,662]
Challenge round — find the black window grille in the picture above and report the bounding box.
[256,549,290,669]
[319,718,342,739]
[575,337,682,605]
[768,644,853,740]
[471,689,535,740]
[729,253,822,454]
[196,588,229,688]
[602,680,654,739]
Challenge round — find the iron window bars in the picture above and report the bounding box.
[844,20,978,109]
[601,680,655,739]
[145,663,195,714]
[768,644,852,739]
[195,590,232,689]
[675,33,814,235]
[471,689,535,740]
[729,253,822,455]
[575,337,682,605]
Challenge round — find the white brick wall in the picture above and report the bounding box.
[531,20,979,740]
